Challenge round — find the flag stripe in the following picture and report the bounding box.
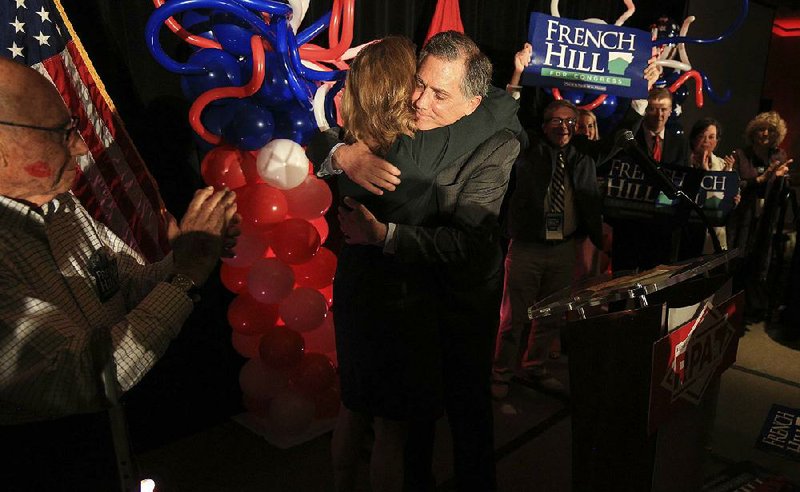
[62,43,163,249]
[42,51,161,258]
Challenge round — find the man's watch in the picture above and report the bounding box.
[168,273,200,302]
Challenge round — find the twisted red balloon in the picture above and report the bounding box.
[299,0,355,61]
[152,0,222,50]
[551,88,608,111]
[188,35,267,145]
[667,70,704,108]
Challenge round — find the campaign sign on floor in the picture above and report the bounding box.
[520,13,651,98]
[600,157,739,225]
[648,293,744,434]
[756,404,800,462]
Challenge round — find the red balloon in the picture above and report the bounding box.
[267,390,315,436]
[220,263,249,293]
[221,234,269,268]
[236,183,288,236]
[282,176,333,220]
[200,145,249,190]
[231,331,263,358]
[279,287,328,333]
[259,327,305,369]
[319,284,333,308]
[313,384,341,420]
[227,293,279,335]
[302,314,336,355]
[242,393,270,418]
[247,257,295,304]
[290,247,337,289]
[271,218,320,264]
[308,216,329,245]
[243,150,266,184]
[290,353,336,395]
[239,358,290,401]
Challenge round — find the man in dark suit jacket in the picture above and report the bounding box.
[635,88,689,167]
[492,100,604,399]
[612,88,691,271]
[313,32,521,491]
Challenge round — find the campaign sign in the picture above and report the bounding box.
[756,404,800,462]
[692,170,740,225]
[600,157,738,226]
[648,292,744,434]
[521,13,651,98]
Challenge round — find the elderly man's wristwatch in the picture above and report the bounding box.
[168,273,200,302]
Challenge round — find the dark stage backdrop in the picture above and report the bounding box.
[65,0,792,449]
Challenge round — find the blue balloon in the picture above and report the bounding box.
[672,86,689,106]
[223,100,275,150]
[201,100,235,135]
[145,0,270,74]
[593,95,617,119]
[180,49,242,101]
[273,102,318,145]
[251,53,316,109]
[193,102,237,153]
[211,11,255,57]
[180,10,214,44]
[560,90,585,106]
[324,79,344,128]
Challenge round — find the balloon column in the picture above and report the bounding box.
[146,0,357,438]
[547,0,747,128]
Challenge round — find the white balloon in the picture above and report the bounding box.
[313,83,331,131]
[256,139,309,190]
[288,0,310,34]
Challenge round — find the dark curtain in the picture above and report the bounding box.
[54,0,688,448]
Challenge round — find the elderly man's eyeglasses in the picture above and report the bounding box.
[547,117,576,127]
[0,116,80,141]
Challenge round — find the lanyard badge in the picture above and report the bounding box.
[88,247,120,302]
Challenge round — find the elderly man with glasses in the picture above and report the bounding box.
[0,57,239,489]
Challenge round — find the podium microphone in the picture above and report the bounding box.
[613,129,722,254]
[614,130,680,200]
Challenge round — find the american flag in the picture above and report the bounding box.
[1,0,170,262]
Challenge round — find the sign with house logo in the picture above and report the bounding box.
[599,160,738,226]
[648,292,744,433]
[521,13,652,98]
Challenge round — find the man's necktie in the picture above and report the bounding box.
[548,151,566,213]
[652,134,662,163]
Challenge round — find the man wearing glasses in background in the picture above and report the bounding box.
[0,57,238,490]
[492,66,660,399]
[491,99,605,399]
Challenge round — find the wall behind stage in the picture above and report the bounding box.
[681,0,776,156]
[764,30,800,163]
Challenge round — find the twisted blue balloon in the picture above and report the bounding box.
[273,18,315,109]
[652,0,749,46]
[147,0,348,131]
[699,70,732,104]
[230,0,291,16]
[325,78,345,128]
[285,21,346,82]
[145,0,270,74]
[297,11,332,46]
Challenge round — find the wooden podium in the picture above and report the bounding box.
[529,251,745,492]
